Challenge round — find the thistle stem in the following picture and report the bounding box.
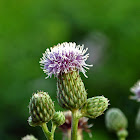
[119,137,125,140]
[51,121,56,137]
[62,129,71,140]
[71,109,79,140]
[41,123,53,140]
[77,129,83,140]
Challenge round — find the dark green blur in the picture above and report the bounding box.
[0,0,140,140]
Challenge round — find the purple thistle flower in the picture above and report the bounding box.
[40,42,93,78]
[130,80,140,102]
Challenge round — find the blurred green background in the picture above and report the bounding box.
[0,0,140,139]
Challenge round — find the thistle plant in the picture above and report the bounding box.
[105,108,128,140]
[28,42,109,140]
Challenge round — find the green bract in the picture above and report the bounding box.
[81,96,109,119]
[57,71,87,110]
[28,91,55,126]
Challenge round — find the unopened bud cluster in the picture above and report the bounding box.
[27,42,110,140]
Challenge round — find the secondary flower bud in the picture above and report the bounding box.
[21,135,38,140]
[57,70,87,110]
[81,96,109,119]
[105,108,128,132]
[52,111,65,126]
[28,91,55,126]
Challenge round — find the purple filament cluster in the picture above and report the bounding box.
[40,42,92,78]
[130,80,140,101]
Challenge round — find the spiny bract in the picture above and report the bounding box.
[57,71,87,110]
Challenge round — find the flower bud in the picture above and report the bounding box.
[21,135,38,140]
[28,91,55,126]
[117,129,128,139]
[57,71,87,110]
[105,108,128,132]
[81,96,109,119]
[52,111,65,126]
[136,108,140,130]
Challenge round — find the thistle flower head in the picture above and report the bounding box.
[130,80,140,101]
[40,42,93,78]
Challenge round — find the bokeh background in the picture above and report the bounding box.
[0,0,140,140]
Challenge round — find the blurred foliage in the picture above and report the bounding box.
[0,0,140,139]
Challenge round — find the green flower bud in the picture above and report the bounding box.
[52,111,65,126]
[136,108,140,130]
[105,108,128,132]
[117,129,128,139]
[28,91,55,127]
[57,71,87,110]
[81,96,109,119]
[21,135,38,140]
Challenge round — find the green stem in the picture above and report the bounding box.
[71,109,79,140]
[51,121,57,138]
[41,123,53,140]
[77,129,83,140]
[119,137,125,140]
